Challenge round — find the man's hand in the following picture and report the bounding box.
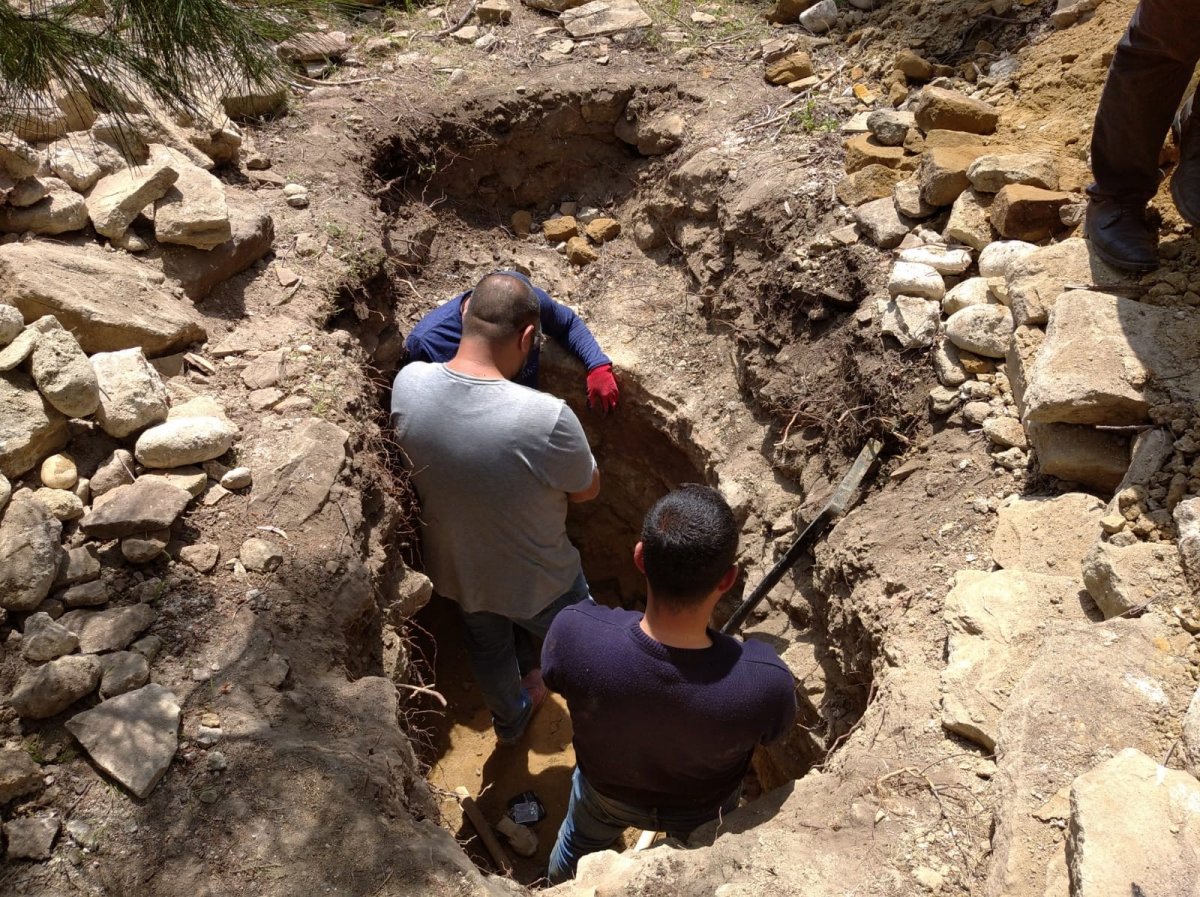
[586,364,619,413]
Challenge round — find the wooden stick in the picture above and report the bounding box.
[461,797,513,875]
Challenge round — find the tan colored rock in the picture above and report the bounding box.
[992,493,1105,575]
[990,184,1072,241]
[945,304,1013,359]
[92,348,170,438]
[478,0,514,21]
[511,209,532,236]
[1006,237,1131,326]
[0,242,206,356]
[584,217,621,243]
[836,165,900,207]
[40,454,77,490]
[918,145,989,207]
[942,188,994,249]
[79,479,190,540]
[1026,422,1129,492]
[0,370,69,478]
[10,655,100,719]
[46,140,104,192]
[29,318,100,418]
[854,196,909,249]
[765,51,814,85]
[982,416,1027,449]
[135,416,237,468]
[1082,541,1189,619]
[892,177,936,219]
[86,158,178,239]
[0,496,63,612]
[566,236,599,266]
[912,86,999,135]
[560,0,652,38]
[31,487,83,521]
[0,178,88,235]
[150,147,231,250]
[843,133,904,173]
[0,133,40,179]
[161,204,274,300]
[967,153,1059,193]
[895,49,934,81]
[543,216,579,242]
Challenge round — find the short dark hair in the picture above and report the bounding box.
[641,485,738,607]
[462,272,539,342]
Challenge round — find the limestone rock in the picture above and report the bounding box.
[0,472,8,514]
[0,748,42,805]
[561,0,652,37]
[40,454,77,490]
[993,493,1105,575]
[933,336,967,387]
[79,478,190,539]
[4,815,59,860]
[878,295,940,349]
[0,133,40,179]
[854,197,908,248]
[1006,237,1131,326]
[250,418,349,529]
[240,537,283,573]
[8,177,48,208]
[29,320,100,418]
[843,134,904,173]
[990,184,1072,241]
[941,569,1091,750]
[91,348,171,438]
[0,305,23,347]
[140,466,206,498]
[912,86,999,135]
[278,30,350,61]
[31,487,83,521]
[1082,541,1189,619]
[65,683,179,799]
[945,304,1013,358]
[0,496,64,612]
[46,140,104,193]
[10,655,101,719]
[477,0,513,22]
[61,580,108,608]
[59,604,157,654]
[983,417,1028,449]
[765,51,814,86]
[22,612,79,661]
[1022,291,1200,425]
[942,277,990,315]
[220,467,252,490]
[180,542,221,573]
[888,262,944,301]
[892,178,936,219]
[1185,685,1200,777]
[86,158,178,239]
[798,0,837,32]
[121,530,170,564]
[99,651,151,698]
[91,448,136,497]
[162,205,274,300]
[919,145,989,207]
[943,188,994,250]
[0,177,88,235]
[0,369,69,478]
[1176,498,1200,587]
[977,240,1037,278]
[151,147,232,250]
[1067,749,1200,896]
[55,546,99,587]
[897,246,971,276]
[967,153,1058,193]
[135,416,237,468]
[1026,422,1129,492]
[0,242,207,356]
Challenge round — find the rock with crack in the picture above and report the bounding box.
[162,205,274,300]
[1066,748,1200,895]
[1081,540,1190,619]
[249,418,349,529]
[0,369,69,478]
[150,146,232,250]
[0,242,207,356]
[78,478,191,540]
[0,496,64,612]
[992,493,1104,575]
[85,156,178,240]
[561,0,652,37]
[10,655,101,719]
[987,617,1194,897]
[941,569,1092,750]
[1024,291,1200,425]
[65,683,180,799]
[59,603,157,654]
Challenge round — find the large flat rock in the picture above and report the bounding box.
[249,418,349,529]
[561,0,652,36]
[0,242,206,356]
[941,569,1092,751]
[1023,291,1200,426]
[1067,749,1200,896]
[65,683,179,799]
[1006,237,1131,327]
[986,618,1194,897]
[991,493,1105,576]
[79,477,191,539]
[59,603,157,654]
[161,205,273,300]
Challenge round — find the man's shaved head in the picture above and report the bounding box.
[463,273,539,343]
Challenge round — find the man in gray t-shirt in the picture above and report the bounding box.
[391,272,601,744]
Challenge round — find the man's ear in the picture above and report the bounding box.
[633,541,646,574]
[715,564,739,595]
[460,295,471,317]
[520,323,536,353]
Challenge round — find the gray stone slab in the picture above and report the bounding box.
[66,683,179,799]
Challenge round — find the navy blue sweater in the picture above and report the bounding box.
[543,602,797,811]
[404,279,611,389]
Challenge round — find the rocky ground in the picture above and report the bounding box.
[2,0,1200,895]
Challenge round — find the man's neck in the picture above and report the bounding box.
[446,337,506,380]
[640,599,714,649]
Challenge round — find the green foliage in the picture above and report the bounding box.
[787,100,838,134]
[0,1,358,131]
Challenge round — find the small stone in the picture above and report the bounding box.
[990,185,1072,241]
[195,725,222,748]
[22,612,79,661]
[0,497,63,612]
[798,0,837,33]
[10,655,101,719]
[247,387,283,411]
[91,448,136,497]
[135,416,237,468]
[584,217,621,244]
[220,467,252,490]
[967,153,1059,193]
[930,385,960,415]
[0,305,23,347]
[837,165,901,207]
[4,815,59,860]
[61,580,109,608]
[64,819,98,851]
[55,546,100,588]
[240,537,283,573]
[477,0,513,23]
[895,49,934,81]
[866,110,914,147]
[275,266,300,288]
[854,196,909,249]
[511,210,532,236]
[893,179,936,220]
[983,417,1028,449]
[566,236,599,266]
[285,193,309,209]
[0,748,43,805]
[943,188,994,250]
[898,246,971,275]
[180,542,221,573]
[130,634,163,662]
[79,478,190,539]
[91,348,170,439]
[878,295,940,349]
[843,133,905,173]
[121,529,170,564]
[31,487,83,521]
[946,304,1013,358]
[934,336,968,387]
[58,604,156,654]
[99,651,150,698]
[888,261,945,301]
[543,216,578,242]
[40,454,77,490]
[912,86,999,135]
[919,145,990,207]
[977,240,1037,278]
[765,51,814,86]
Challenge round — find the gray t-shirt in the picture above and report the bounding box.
[390,362,596,618]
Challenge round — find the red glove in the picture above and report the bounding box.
[586,364,619,413]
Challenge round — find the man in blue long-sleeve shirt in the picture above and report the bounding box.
[405,271,620,412]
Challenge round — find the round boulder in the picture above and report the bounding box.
[946,304,1014,358]
[134,416,237,468]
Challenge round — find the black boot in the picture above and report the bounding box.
[1171,92,1200,226]
[1084,196,1159,273]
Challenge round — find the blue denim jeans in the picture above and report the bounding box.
[459,571,590,742]
[547,768,740,884]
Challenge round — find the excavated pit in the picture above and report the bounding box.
[351,78,882,885]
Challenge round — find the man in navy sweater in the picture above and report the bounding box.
[404,271,620,412]
[543,485,797,883]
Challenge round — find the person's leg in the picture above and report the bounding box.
[547,769,649,884]
[458,608,530,742]
[659,787,741,844]
[514,627,540,679]
[517,570,592,643]
[1088,0,1200,270]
